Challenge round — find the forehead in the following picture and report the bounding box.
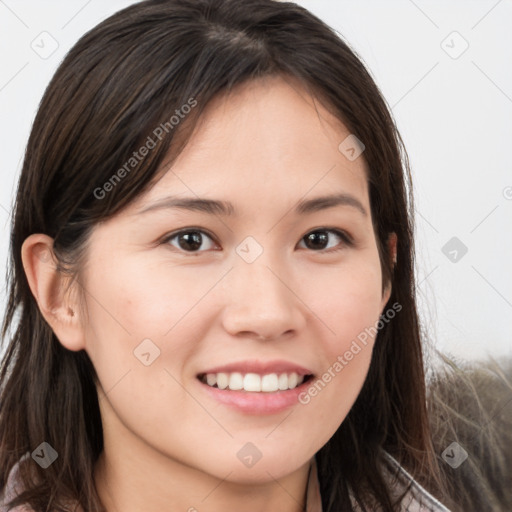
[134,75,369,214]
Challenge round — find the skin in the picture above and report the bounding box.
[22,75,397,512]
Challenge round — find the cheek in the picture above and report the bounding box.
[298,295,379,447]
[80,257,214,454]
[298,343,373,453]
[294,255,384,428]
[80,255,216,397]
[306,254,385,351]
[82,253,221,345]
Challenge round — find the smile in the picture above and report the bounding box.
[198,371,313,392]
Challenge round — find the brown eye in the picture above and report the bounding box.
[299,229,352,251]
[165,230,217,252]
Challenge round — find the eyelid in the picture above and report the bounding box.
[318,227,353,243]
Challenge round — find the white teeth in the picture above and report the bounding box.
[244,373,261,392]
[288,372,298,389]
[217,372,229,389]
[261,373,279,392]
[228,372,243,390]
[202,372,307,392]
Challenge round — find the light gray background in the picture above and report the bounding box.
[1,0,511,361]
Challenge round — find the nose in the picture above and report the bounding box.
[221,258,306,341]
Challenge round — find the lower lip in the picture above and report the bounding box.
[197,377,313,415]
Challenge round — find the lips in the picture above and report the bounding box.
[195,360,316,414]
[197,360,314,377]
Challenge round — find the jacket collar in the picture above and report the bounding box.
[305,451,452,512]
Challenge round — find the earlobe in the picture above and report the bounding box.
[21,233,86,352]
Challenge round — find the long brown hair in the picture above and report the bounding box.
[1,1,446,510]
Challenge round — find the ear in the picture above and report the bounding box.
[21,233,86,351]
[381,232,397,307]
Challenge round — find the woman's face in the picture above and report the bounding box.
[80,75,393,483]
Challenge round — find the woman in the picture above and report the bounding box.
[0,0,455,510]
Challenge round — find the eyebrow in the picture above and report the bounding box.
[136,192,368,217]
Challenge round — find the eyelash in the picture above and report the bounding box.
[160,227,354,254]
